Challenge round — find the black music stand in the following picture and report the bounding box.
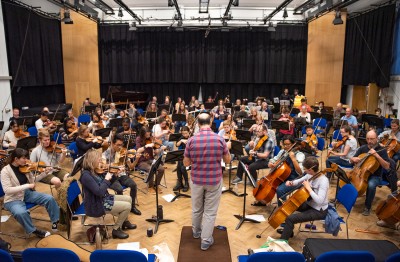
[310,112,320,121]
[168,133,181,142]
[16,116,34,127]
[165,150,190,202]
[222,140,244,197]
[108,118,123,128]
[242,119,256,129]
[234,161,260,230]
[271,120,290,131]
[225,103,232,108]
[158,105,170,114]
[69,155,85,177]
[16,136,37,150]
[94,128,112,138]
[49,112,65,122]
[362,114,384,129]
[172,114,186,122]
[333,164,352,200]
[235,129,252,141]
[321,113,333,123]
[233,105,241,112]
[84,105,97,114]
[145,156,174,234]
[146,112,157,119]
[291,108,300,115]
[204,103,215,110]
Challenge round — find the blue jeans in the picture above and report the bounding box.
[276,173,298,206]
[392,151,400,163]
[162,140,174,151]
[4,189,59,234]
[365,176,381,210]
[326,156,353,178]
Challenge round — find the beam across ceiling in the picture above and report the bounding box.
[113,0,141,22]
[263,0,294,23]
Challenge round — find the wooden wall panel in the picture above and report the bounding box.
[352,85,367,111]
[61,10,100,115]
[305,11,347,108]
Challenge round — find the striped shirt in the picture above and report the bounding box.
[184,127,229,185]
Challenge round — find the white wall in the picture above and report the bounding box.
[0,1,13,133]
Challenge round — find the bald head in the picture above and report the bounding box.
[366,130,378,148]
[198,113,211,126]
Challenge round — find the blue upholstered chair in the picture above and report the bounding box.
[22,248,80,262]
[315,251,375,262]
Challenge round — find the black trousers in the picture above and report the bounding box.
[110,175,137,208]
[235,156,269,181]
[281,202,328,240]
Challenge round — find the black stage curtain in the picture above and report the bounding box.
[2,1,65,106]
[11,85,65,108]
[343,4,395,88]
[99,25,308,94]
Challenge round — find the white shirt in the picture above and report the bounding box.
[3,130,18,148]
[35,118,45,130]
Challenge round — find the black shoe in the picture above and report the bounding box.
[182,185,189,192]
[122,220,137,230]
[131,207,142,215]
[276,228,294,238]
[112,229,129,239]
[33,229,50,238]
[173,183,183,191]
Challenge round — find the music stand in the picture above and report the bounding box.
[271,120,289,131]
[242,119,256,129]
[171,114,186,122]
[235,129,252,141]
[310,112,320,121]
[49,112,65,122]
[333,164,352,200]
[84,105,97,114]
[16,136,37,150]
[222,140,245,197]
[234,161,260,230]
[158,105,170,114]
[94,128,112,138]
[16,116,34,127]
[168,133,181,142]
[204,103,215,110]
[362,114,384,129]
[108,118,123,128]
[145,156,174,234]
[291,108,300,115]
[225,103,232,108]
[233,105,241,112]
[358,137,367,146]
[165,150,190,202]
[321,113,333,123]
[279,100,290,107]
[146,112,157,119]
[69,155,85,177]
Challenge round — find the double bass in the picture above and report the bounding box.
[268,165,337,229]
[375,190,400,225]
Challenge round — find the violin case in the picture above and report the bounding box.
[302,238,399,262]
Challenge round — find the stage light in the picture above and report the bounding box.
[118,7,123,17]
[283,9,288,18]
[267,21,275,32]
[62,10,73,24]
[129,22,137,31]
[333,10,343,25]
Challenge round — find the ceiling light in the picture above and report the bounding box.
[283,9,288,18]
[62,10,73,24]
[168,0,174,7]
[232,0,239,7]
[129,22,137,31]
[118,7,123,17]
[333,10,343,25]
[267,21,275,32]
[222,20,228,27]
[199,0,209,13]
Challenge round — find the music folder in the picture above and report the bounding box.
[235,129,252,141]
[168,133,181,142]
[172,114,186,122]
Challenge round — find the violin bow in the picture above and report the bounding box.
[51,104,61,123]
[33,141,46,183]
[49,132,62,165]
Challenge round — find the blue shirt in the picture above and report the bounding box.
[341,115,358,129]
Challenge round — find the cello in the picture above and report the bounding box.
[252,142,297,203]
[375,190,400,225]
[380,134,400,158]
[268,165,337,229]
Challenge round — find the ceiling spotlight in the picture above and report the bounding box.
[177,20,183,27]
[168,0,174,7]
[333,10,343,25]
[118,7,123,17]
[267,21,275,32]
[176,20,183,31]
[283,9,288,18]
[129,22,137,31]
[222,20,228,27]
[232,0,239,7]
[62,10,73,24]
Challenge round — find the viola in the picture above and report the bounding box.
[375,190,400,225]
[268,165,338,229]
[327,136,349,157]
[19,161,61,174]
[45,141,67,153]
[249,135,268,161]
[68,123,78,134]
[14,128,29,139]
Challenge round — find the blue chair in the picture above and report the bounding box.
[28,126,38,136]
[386,251,400,262]
[329,129,342,148]
[53,132,62,144]
[90,250,156,262]
[0,249,13,262]
[315,251,375,262]
[238,252,305,262]
[66,180,86,240]
[384,118,392,128]
[137,108,144,116]
[317,137,325,151]
[313,118,327,136]
[68,142,78,160]
[301,126,307,135]
[336,184,358,239]
[274,145,280,156]
[22,248,80,262]
[78,114,91,127]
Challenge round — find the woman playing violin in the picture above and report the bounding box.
[30,130,69,188]
[326,125,357,178]
[75,125,103,157]
[67,109,78,126]
[59,117,77,146]
[174,102,188,133]
[95,107,110,125]
[88,113,105,133]
[278,156,329,241]
[135,126,165,194]
[3,120,27,148]
[218,120,237,146]
[276,108,294,145]
[154,117,174,151]
[118,118,137,149]
[214,104,227,120]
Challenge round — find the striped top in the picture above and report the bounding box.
[184,127,229,185]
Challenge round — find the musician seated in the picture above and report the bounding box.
[174,102,188,133]
[233,105,248,123]
[9,107,20,123]
[271,135,304,207]
[297,98,312,112]
[104,103,118,117]
[341,108,358,135]
[206,96,213,103]
[80,150,136,239]
[350,130,390,216]
[59,117,78,146]
[153,117,174,151]
[128,103,137,119]
[218,121,236,150]
[315,101,328,114]
[75,125,103,157]
[1,148,60,238]
[118,118,137,149]
[297,106,311,124]
[276,108,294,145]
[326,125,357,178]
[376,180,400,230]
[88,113,105,133]
[189,100,201,112]
[174,126,190,192]
[277,156,329,240]
[30,130,69,188]
[260,101,272,127]
[35,111,56,134]
[248,107,259,121]
[378,119,400,163]
[95,107,110,126]
[3,120,23,148]
[102,134,141,215]
[117,110,128,119]
[232,125,274,184]
[214,105,227,120]
[301,125,318,156]
[135,126,165,194]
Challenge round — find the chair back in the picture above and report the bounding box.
[313,118,327,128]
[67,180,82,206]
[0,249,13,262]
[22,248,80,262]
[27,127,38,137]
[332,129,342,141]
[274,146,280,156]
[53,132,62,144]
[68,142,78,160]
[386,251,400,262]
[337,184,358,213]
[78,114,91,127]
[90,250,147,262]
[0,182,5,198]
[317,137,325,151]
[247,252,305,262]
[315,251,375,262]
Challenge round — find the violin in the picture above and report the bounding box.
[94,164,121,174]
[375,190,400,225]
[19,161,61,174]
[268,165,337,229]
[249,135,268,161]
[86,135,104,143]
[380,134,400,158]
[45,141,67,153]
[68,122,78,134]
[328,136,349,157]
[14,128,29,139]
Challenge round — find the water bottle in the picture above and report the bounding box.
[95,227,102,250]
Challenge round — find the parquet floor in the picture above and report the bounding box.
[2,152,399,261]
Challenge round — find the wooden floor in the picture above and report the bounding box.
[2,152,399,261]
